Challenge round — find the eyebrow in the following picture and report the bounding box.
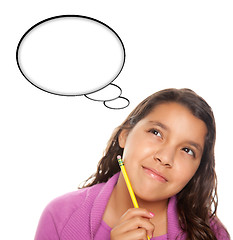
[147,120,203,153]
[186,141,203,152]
[147,121,169,131]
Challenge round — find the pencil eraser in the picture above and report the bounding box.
[117,155,121,160]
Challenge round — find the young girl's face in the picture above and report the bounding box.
[119,102,208,201]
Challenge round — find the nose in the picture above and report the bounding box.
[153,145,175,167]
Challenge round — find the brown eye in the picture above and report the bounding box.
[182,147,195,157]
[149,129,162,138]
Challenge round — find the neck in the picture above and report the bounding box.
[137,195,168,217]
[103,172,168,236]
[114,172,168,220]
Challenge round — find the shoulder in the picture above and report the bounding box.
[35,173,120,240]
[45,188,89,221]
[210,216,230,240]
[167,197,231,240]
[48,184,102,209]
[44,183,105,223]
[35,183,105,239]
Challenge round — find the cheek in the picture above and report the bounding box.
[173,159,200,190]
[122,131,153,161]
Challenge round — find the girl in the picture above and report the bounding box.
[35,88,230,240]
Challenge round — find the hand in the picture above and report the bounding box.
[110,208,155,240]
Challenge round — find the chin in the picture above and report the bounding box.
[135,190,167,202]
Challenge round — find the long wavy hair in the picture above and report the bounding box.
[80,88,229,239]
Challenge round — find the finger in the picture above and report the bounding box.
[126,216,154,238]
[111,227,149,240]
[124,227,150,240]
[120,208,154,222]
[116,215,154,238]
[118,208,155,238]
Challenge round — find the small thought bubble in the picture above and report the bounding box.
[104,97,130,110]
[16,15,129,109]
[85,84,121,101]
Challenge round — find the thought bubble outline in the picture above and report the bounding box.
[85,83,130,109]
[16,14,128,104]
[104,96,130,110]
[84,83,122,101]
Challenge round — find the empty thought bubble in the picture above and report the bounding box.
[16,15,129,109]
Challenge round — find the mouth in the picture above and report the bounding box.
[142,166,168,183]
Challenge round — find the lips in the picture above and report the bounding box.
[142,166,168,183]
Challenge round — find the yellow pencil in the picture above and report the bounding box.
[117,155,150,240]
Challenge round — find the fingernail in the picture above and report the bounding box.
[149,212,154,217]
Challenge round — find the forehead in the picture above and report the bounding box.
[139,102,208,142]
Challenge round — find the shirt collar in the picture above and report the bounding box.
[90,172,185,239]
[90,172,120,238]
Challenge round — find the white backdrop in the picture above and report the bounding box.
[1,0,232,239]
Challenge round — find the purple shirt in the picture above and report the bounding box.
[35,173,229,240]
[95,220,168,239]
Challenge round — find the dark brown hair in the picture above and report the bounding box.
[80,88,229,239]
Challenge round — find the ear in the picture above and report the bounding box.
[118,129,129,148]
